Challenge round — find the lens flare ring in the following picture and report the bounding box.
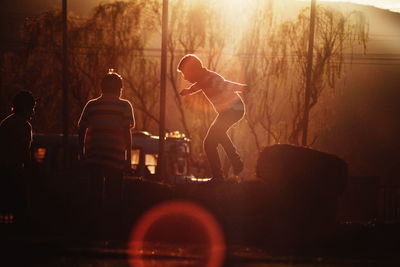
[129,200,225,267]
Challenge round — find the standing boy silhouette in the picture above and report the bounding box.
[78,70,134,236]
[178,54,246,183]
[0,91,36,225]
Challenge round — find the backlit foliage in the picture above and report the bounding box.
[1,0,369,178]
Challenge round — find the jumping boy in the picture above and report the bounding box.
[178,54,246,183]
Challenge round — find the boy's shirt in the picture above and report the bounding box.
[0,113,32,169]
[78,95,134,170]
[194,70,244,113]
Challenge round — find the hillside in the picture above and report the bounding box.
[308,3,400,180]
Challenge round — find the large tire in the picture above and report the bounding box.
[255,144,348,245]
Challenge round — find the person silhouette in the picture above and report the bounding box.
[177,54,246,183]
[78,69,134,236]
[0,90,36,225]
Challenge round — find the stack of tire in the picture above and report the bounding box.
[254,144,348,247]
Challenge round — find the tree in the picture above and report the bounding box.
[238,0,289,152]
[4,0,162,133]
[237,3,368,150]
[281,5,369,145]
[69,0,161,130]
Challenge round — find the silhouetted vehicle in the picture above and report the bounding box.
[129,131,194,183]
[31,131,194,184]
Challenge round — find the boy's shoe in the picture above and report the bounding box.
[232,158,244,175]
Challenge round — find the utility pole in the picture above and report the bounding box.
[62,0,69,166]
[158,0,168,180]
[0,52,3,116]
[302,0,317,146]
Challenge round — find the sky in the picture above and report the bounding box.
[2,0,400,16]
[303,0,400,12]
[68,0,400,16]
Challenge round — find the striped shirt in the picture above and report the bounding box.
[195,70,245,113]
[78,94,134,169]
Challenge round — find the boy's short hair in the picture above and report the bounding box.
[101,69,123,95]
[12,90,36,114]
[177,54,203,73]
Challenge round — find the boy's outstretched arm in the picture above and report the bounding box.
[180,83,202,96]
[225,80,248,92]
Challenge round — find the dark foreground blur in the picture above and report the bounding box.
[1,225,400,267]
[2,144,400,266]
[1,176,400,266]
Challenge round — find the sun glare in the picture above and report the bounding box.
[296,0,400,13]
[220,0,249,11]
[216,0,254,31]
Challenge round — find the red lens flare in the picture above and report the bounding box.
[128,200,225,267]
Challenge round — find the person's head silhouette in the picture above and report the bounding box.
[12,90,36,119]
[177,54,205,83]
[101,69,123,97]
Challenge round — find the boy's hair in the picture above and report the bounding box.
[101,69,123,95]
[177,54,203,73]
[12,90,36,114]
